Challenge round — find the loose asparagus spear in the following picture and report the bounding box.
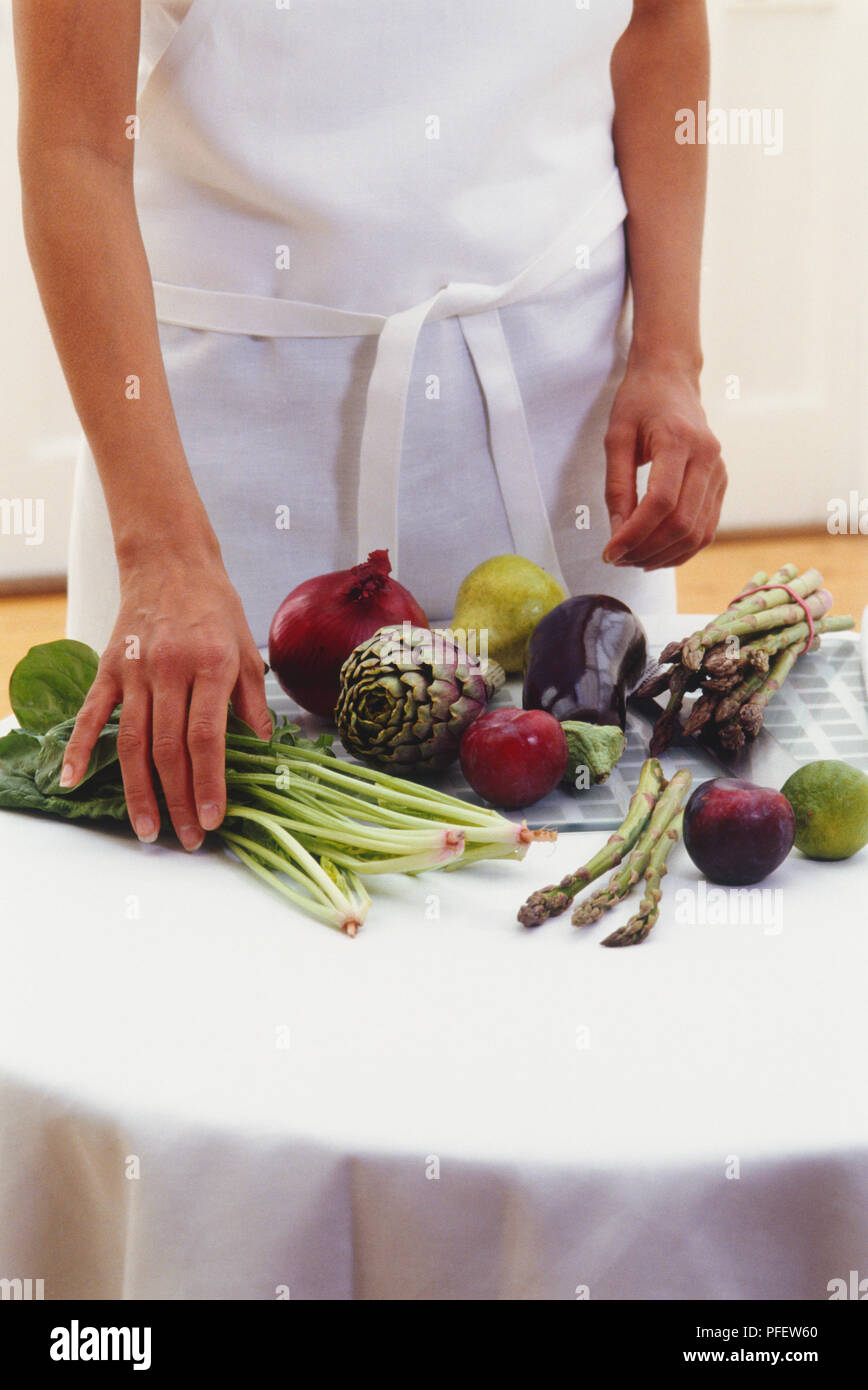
[572,768,692,926]
[601,811,685,948]
[517,759,664,927]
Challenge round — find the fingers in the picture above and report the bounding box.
[69,560,267,851]
[627,457,716,568]
[230,655,273,742]
[116,690,160,842]
[106,636,265,850]
[604,428,691,565]
[149,645,205,853]
[184,645,270,837]
[603,421,639,545]
[641,460,728,571]
[187,660,239,833]
[120,641,264,848]
[704,468,728,544]
[60,671,121,788]
[604,418,723,567]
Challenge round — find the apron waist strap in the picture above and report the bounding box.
[151,171,628,584]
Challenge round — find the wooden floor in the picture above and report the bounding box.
[1,530,865,719]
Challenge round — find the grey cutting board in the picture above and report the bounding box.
[264,633,868,833]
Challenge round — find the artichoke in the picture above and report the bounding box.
[335,625,502,771]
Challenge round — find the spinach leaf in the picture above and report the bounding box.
[267,712,334,753]
[0,775,129,821]
[9,639,99,733]
[226,704,334,755]
[0,727,42,779]
[226,703,263,739]
[0,726,129,822]
[34,716,122,796]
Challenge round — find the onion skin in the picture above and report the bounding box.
[268,550,427,718]
[522,595,647,730]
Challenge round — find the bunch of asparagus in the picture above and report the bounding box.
[635,565,855,754]
[517,759,691,946]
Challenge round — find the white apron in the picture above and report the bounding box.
[66,0,676,650]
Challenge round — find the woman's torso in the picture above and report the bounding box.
[66,2,677,654]
[136,0,633,313]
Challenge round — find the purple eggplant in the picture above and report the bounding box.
[522,595,647,730]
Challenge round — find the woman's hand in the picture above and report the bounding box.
[59,548,273,850]
[602,358,727,573]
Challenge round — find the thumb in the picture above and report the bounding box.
[603,422,638,555]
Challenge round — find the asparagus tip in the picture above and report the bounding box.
[517,888,568,926]
[600,921,650,947]
[572,901,605,927]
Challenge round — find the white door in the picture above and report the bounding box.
[701,0,868,530]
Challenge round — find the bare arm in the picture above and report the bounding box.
[14,0,271,847]
[603,0,726,571]
[14,0,213,566]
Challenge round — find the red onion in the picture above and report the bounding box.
[267,550,428,717]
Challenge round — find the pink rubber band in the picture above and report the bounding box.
[732,582,815,648]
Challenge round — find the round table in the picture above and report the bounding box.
[1,620,866,1300]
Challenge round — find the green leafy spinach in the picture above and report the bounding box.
[0,639,331,826]
[8,638,100,733]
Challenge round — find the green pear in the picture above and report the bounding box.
[451,554,567,674]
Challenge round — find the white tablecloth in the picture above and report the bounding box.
[1,619,866,1300]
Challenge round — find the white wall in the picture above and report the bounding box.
[1,0,865,583]
[0,4,81,586]
[700,0,868,528]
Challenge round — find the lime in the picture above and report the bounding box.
[780,760,868,861]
